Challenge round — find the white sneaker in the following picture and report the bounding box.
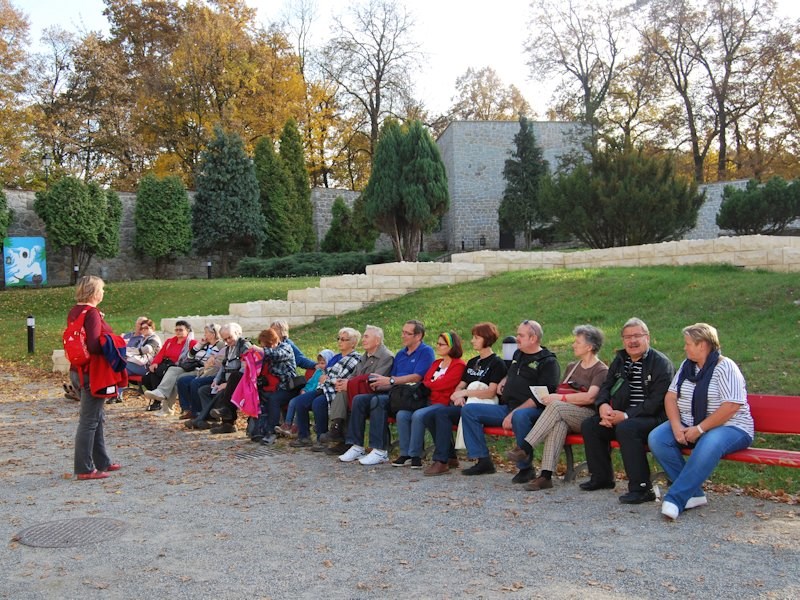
[359,449,389,466]
[339,446,366,462]
[144,389,166,401]
[661,500,680,521]
[685,495,708,510]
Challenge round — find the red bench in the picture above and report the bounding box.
[481,394,800,481]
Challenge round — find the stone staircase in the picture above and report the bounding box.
[160,260,489,338]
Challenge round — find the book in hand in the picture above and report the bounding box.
[529,386,549,405]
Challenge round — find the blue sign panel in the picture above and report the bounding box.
[3,237,47,287]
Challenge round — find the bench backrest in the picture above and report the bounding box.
[748,394,800,435]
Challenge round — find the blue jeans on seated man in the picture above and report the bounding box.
[648,421,752,514]
[294,390,329,439]
[396,404,442,457]
[182,375,214,414]
[461,403,542,469]
[347,393,390,450]
[254,388,294,437]
[423,404,461,463]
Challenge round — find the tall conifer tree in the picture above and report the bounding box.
[254,137,297,257]
[280,118,316,251]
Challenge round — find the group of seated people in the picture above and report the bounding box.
[129,315,755,522]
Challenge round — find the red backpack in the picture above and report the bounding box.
[63,308,92,368]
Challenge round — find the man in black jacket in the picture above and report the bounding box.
[580,317,674,503]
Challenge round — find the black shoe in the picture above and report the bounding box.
[251,435,264,443]
[209,406,233,420]
[210,422,237,435]
[579,479,616,491]
[410,457,423,469]
[325,442,349,456]
[319,421,344,443]
[310,440,327,452]
[511,467,536,484]
[618,489,656,504]
[194,420,212,430]
[461,457,496,476]
[146,400,162,412]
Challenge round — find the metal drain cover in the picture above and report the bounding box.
[13,517,127,548]
[235,445,285,459]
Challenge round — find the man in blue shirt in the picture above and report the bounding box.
[340,320,435,465]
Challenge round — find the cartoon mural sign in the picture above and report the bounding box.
[3,237,47,287]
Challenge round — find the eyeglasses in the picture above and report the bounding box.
[401,330,417,337]
[436,342,449,347]
[337,336,350,342]
[622,333,648,341]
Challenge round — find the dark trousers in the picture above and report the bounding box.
[423,405,461,463]
[212,371,243,422]
[74,381,112,474]
[253,388,294,437]
[581,414,661,491]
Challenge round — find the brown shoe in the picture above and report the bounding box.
[423,461,450,476]
[506,445,529,463]
[447,458,460,469]
[178,411,194,420]
[525,476,553,491]
[325,442,349,456]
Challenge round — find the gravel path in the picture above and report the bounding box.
[1,370,798,599]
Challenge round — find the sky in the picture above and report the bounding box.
[16,0,800,118]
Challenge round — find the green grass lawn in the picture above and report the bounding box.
[1,265,797,493]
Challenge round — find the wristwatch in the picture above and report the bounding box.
[389,377,395,385]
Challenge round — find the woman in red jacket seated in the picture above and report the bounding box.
[69,276,123,481]
[393,332,466,469]
[143,320,196,406]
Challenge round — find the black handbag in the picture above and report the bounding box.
[142,358,174,390]
[389,383,430,415]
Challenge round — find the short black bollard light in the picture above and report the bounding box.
[27,315,35,354]
[206,261,212,279]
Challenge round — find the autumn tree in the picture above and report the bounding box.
[541,142,704,248]
[319,0,421,160]
[498,117,550,249]
[448,67,532,121]
[133,173,192,276]
[363,119,449,261]
[34,176,122,282]
[254,136,296,257]
[280,118,316,251]
[525,0,622,143]
[0,0,31,186]
[192,126,265,275]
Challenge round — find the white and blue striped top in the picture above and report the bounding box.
[668,357,754,438]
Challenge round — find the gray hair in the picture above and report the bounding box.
[364,324,385,344]
[222,322,243,339]
[338,327,361,346]
[621,317,649,335]
[270,319,289,339]
[521,319,543,341]
[205,323,222,340]
[573,324,604,354]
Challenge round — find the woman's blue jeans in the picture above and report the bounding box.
[649,421,752,514]
[396,404,442,457]
[295,390,328,439]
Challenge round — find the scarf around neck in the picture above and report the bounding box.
[676,349,720,426]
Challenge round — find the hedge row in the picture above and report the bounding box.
[237,250,438,278]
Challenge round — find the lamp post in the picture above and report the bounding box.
[42,153,52,190]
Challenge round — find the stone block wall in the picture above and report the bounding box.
[436,120,587,251]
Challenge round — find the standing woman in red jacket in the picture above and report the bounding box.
[69,276,121,481]
[393,332,467,469]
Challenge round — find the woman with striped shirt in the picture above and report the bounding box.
[649,323,754,521]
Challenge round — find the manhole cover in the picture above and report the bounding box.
[235,445,286,459]
[13,517,127,548]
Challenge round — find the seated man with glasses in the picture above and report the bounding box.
[460,319,560,480]
[580,317,675,503]
[339,320,435,466]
